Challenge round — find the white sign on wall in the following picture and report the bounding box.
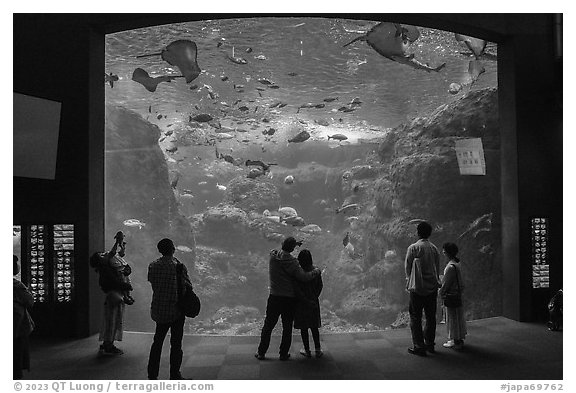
[455,138,486,175]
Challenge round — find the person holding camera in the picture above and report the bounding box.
[255,237,321,361]
[91,231,135,356]
[109,231,135,306]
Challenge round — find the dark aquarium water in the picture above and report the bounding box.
[105,17,501,334]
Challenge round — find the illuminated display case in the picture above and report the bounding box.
[53,224,75,303]
[28,225,48,303]
[531,218,549,289]
[21,224,75,303]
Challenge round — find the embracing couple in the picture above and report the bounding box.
[255,236,324,361]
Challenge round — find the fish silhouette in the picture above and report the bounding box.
[343,231,350,247]
[343,22,445,73]
[105,72,119,88]
[136,40,201,83]
[131,68,180,92]
[288,130,311,143]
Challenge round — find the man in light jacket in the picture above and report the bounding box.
[405,221,441,356]
[255,237,321,361]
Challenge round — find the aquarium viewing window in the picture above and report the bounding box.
[106,17,501,334]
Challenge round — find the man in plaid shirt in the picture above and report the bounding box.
[147,238,191,380]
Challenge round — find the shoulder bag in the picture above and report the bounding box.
[406,257,424,293]
[176,262,201,318]
[443,263,462,308]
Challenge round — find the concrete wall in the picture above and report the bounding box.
[12,14,562,337]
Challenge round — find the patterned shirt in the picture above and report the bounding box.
[148,256,189,324]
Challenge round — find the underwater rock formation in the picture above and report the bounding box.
[105,105,197,332]
[336,288,401,327]
[371,87,502,320]
[223,176,280,212]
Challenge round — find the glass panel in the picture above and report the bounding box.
[106,18,500,334]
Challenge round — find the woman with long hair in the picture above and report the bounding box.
[440,242,467,349]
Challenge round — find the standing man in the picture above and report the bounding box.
[405,221,441,356]
[147,238,191,380]
[255,237,321,361]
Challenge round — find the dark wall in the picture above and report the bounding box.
[13,14,105,337]
[12,13,562,336]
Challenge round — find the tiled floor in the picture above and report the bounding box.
[25,317,562,380]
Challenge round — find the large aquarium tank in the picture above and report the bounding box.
[105,17,501,334]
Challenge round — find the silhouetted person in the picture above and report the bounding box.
[294,249,323,358]
[440,242,467,349]
[90,238,133,356]
[13,255,34,379]
[147,238,191,380]
[111,231,135,305]
[405,221,441,356]
[547,289,562,331]
[255,237,321,361]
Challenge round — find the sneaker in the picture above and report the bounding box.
[315,349,324,358]
[425,344,436,354]
[254,352,265,360]
[407,347,427,356]
[279,353,291,361]
[443,340,455,348]
[103,345,124,355]
[299,348,312,358]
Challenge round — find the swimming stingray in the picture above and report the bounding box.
[455,33,497,61]
[131,68,180,92]
[467,59,486,87]
[343,22,445,73]
[448,59,486,95]
[136,40,201,83]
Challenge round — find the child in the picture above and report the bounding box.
[294,249,324,358]
[109,231,135,305]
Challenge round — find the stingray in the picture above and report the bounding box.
[343,22,445,72]
[136,40,201,83]
[448,59,486,95]
[131,68,180,92]
[455,33,497,61]
[467,59,486,87]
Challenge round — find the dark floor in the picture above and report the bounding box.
[25,317,562,380]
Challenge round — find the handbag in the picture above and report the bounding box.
[443,263,462,308]
[406,257,424,293]
[176,262,201,318]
